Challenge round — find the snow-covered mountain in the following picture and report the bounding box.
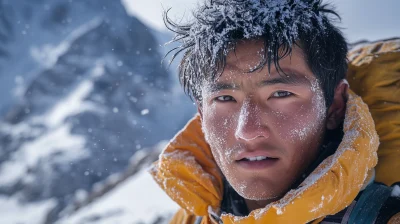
[0,0,194,223]
[58,142,180,224]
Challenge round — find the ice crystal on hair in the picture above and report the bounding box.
[191,0,324,54]
[165,0,332,99]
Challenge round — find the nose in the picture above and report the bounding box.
[235,99,270,141]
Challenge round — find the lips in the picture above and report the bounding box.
[235,150,279,170]
[236,157,279,170]
[235,150,278,161]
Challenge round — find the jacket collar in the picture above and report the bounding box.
[150,91,379,223]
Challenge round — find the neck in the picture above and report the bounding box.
[244,198,276,211]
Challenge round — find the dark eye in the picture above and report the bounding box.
[215,95,236,102]
[272,91,293,98]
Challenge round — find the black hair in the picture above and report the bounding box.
[164,0,348,108]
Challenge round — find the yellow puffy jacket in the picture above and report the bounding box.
[150,38,400,223]
[348,38,400,186]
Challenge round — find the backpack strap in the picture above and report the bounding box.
[347,183,392,224]
[194,216,203,224]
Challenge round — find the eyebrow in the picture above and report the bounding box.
[205,82,240,93]
[257,73,310,88]
[205,73,310,93]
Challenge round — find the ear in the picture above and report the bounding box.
[326,80,349,130]
[196,100,203,119]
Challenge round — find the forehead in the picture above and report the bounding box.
[216,39,315,83]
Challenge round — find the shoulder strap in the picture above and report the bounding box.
[348,183,392,224]
[194,216,203,224]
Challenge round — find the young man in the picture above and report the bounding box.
[151,0,400,223]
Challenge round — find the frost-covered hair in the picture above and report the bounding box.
[165,0,348,107]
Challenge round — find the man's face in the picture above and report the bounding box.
[200,40,327,201]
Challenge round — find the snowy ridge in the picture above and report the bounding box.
[64,142,167,215]
[58,142,179,224]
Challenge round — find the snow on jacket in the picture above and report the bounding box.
[149,38,400,223]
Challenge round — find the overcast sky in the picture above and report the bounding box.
[122,0,399,43]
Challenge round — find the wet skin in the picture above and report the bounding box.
[199,40,348,211]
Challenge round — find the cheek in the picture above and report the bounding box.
[201,103,237,157]
[203,104,227,136]
[201,104,241,179]
[271,99,326,143]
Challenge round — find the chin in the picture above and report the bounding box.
[239,191,279,201]
[231,178,282,201]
